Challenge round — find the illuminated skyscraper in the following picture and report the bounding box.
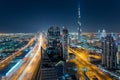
[101,37,107,66]
[117,43,120,69]
[47,26,61,48]
[47,26,62,61]
[62,27,68,61]
[101,34,118,69]
[101,29,107,38]
[101,29,107,66]
[97,30,101,39]
[77,5,82,40]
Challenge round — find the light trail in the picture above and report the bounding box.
[18,34,42,80]
[68,47,112,80]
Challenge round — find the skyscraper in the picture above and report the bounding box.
[47,26,62,62]
[101,34,118,69]
[47,26,61,48]
[117,43,120,69]
[97,30,101,39]
[77,5,82,40]
[101,29,107,66]
[101,37,107,66]
[101,29,107,38]
[62,27,68,61]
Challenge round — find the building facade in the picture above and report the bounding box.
[47,26,62,62]
[47,26,61,48]
[101,34,118,69]
[117,44,120,69]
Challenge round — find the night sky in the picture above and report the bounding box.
[0,0,120,33]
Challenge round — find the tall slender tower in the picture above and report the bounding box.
[78,5,82,40]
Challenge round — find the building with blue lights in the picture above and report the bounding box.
[101,34,118,69]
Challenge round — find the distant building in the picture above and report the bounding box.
[97,30,101,39]
[101,37,107,66]
[77,5,82,40]
[101,34,118,69]
[101,29,107,66]
[62,27,69,61]
[117,43,120,69]
[101,29,107,38]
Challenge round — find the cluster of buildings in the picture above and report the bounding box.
[101,31,120,69]
[40,26,74,80]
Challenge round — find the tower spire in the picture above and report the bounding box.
[78,4,82,40]
[78,5,81,19]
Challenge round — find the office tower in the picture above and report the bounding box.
[101,37,107,66]
[47,26,62,61]
[40,51,58,80]
[117,43,120,69]
[38,26,63,80]
[101,29,107,66]
[97,30,101,39]
[47,26,61,48]
[101,34,118,69]
[62,27,68,61]
[101,29,107,38]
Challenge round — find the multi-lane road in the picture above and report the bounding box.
[68,47,113,80]
[0,33,45,80]
[10,34,44,80]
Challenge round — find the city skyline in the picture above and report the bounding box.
[0,0,120,33]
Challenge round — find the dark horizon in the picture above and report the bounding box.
[0,0,120,33]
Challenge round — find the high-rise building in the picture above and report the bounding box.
[47,26,61,48]
[101,34,118,69]
[101,29,107,38]
[62,27,68,61]
[117,43,120,69]
[101,29,107,66]
[77,5,82,40]
[101,37,107,66]
[39,26,63,80]
[97,30,101,39]
[47,26,62,62]
[40,51,58,80]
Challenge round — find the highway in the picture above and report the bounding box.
[9,43,38,80]
[0,37,34,70]
[68,47,113,80]
[6,33,45,80]
[16,34,43,80]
